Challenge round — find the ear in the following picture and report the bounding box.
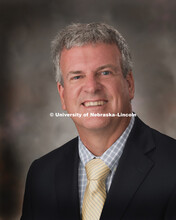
[57,82,66,110]
[125,72,135,100]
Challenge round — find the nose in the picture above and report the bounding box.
[83,75,102,94]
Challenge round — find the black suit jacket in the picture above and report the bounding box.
[21,117,176,220]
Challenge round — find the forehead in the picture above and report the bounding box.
[60,43,121,72]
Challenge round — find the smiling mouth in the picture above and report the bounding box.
[82,100,107,107]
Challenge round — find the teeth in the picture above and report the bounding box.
[84,101,106,107]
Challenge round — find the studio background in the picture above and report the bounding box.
[0,0,176,219]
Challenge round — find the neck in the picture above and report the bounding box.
[77,117,131,156]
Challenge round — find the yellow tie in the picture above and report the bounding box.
[82,158,110,220]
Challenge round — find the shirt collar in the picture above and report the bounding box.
[79,116,135,171]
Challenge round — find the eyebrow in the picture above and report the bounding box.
[66,71,83,79]
[66,64,120,78]
[95,64,120,72]
[68,71,82,74]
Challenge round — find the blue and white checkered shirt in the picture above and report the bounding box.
[78,116,135,211]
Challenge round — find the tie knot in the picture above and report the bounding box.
[85,158,110,181]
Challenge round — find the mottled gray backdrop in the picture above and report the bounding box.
[0,0,176,219]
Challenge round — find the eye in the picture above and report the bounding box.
[71,75,81,80]
[101,71,111,76]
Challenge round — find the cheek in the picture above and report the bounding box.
[63,88,78,110]
[108,81,124,98]
[109,82,129,105]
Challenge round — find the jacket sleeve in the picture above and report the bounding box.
[20,161,36,220]
[165,183,176,220]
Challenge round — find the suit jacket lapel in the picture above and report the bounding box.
[101,117,156,220]
[55,137,81,220]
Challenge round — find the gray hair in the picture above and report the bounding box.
[51,22,133,84]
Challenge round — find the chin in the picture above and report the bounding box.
[76,117,112,131]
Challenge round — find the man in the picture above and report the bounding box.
[21,23,176,220]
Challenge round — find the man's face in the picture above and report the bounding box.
[57,43,134,133]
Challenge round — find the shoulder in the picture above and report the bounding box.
[29,136,79,172]
[150,127,176,146]
[149,126,176,161]
[39,136,78,160]
[135,116,176,145]
[134,116,176,159]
